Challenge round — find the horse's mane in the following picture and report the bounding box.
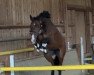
[33,11,51,20]
[38,11,51,18]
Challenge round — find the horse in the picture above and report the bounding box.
[29,11,66,75]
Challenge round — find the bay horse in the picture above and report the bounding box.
[29,11,66,75]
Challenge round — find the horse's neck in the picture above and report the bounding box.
[43,18,60,37]
[44,20,56,31]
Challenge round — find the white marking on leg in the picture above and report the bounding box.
[34,45,37,48]
[40,48,44,52]
[34,45,40,52]
[42,43,47,47]
[52,55,56,59]
[44,49,47,53]
[37,49,40,52]
[37,43,39,48]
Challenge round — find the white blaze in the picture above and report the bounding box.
[31,34,36,44]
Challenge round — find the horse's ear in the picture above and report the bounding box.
[30,15,33,21]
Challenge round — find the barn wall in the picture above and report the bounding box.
[0,0,64,26]
[66,11,86,50]
[91,0,94,48]
[65,0,92,52]
[75,11,86,52]
[0,28,31,52]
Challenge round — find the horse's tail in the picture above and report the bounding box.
[54,55,60,65]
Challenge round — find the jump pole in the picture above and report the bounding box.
[0,48,34,75]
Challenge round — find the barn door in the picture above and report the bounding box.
[66,10,76,50]
[66,10,86,52]
[75,11,86,52]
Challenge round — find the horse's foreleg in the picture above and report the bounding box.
[58,70,61,75]
[44,53,55,75]
[53,55,62,75]
[51,70,54,75]
[57,48,66,75]
[57,58,62,75]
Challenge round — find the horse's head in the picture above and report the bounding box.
[29,11,50,44]
[29,15,43,44]
[30,15,42,34]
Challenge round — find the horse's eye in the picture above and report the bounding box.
[41,25,43,27]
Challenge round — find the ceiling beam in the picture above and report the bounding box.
[67,4,92,12]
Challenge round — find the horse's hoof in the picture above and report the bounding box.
[44,50,47,53]
[42,43,47,47]
[34,45,37,48]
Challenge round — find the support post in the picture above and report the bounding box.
[80,37,85,73]
[10,55,15,75]
[80,37,84,65]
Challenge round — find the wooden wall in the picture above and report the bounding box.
[65,0,92,53]
[0,0,64,26]
[91,0,94,35]
[65,0,91,7]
